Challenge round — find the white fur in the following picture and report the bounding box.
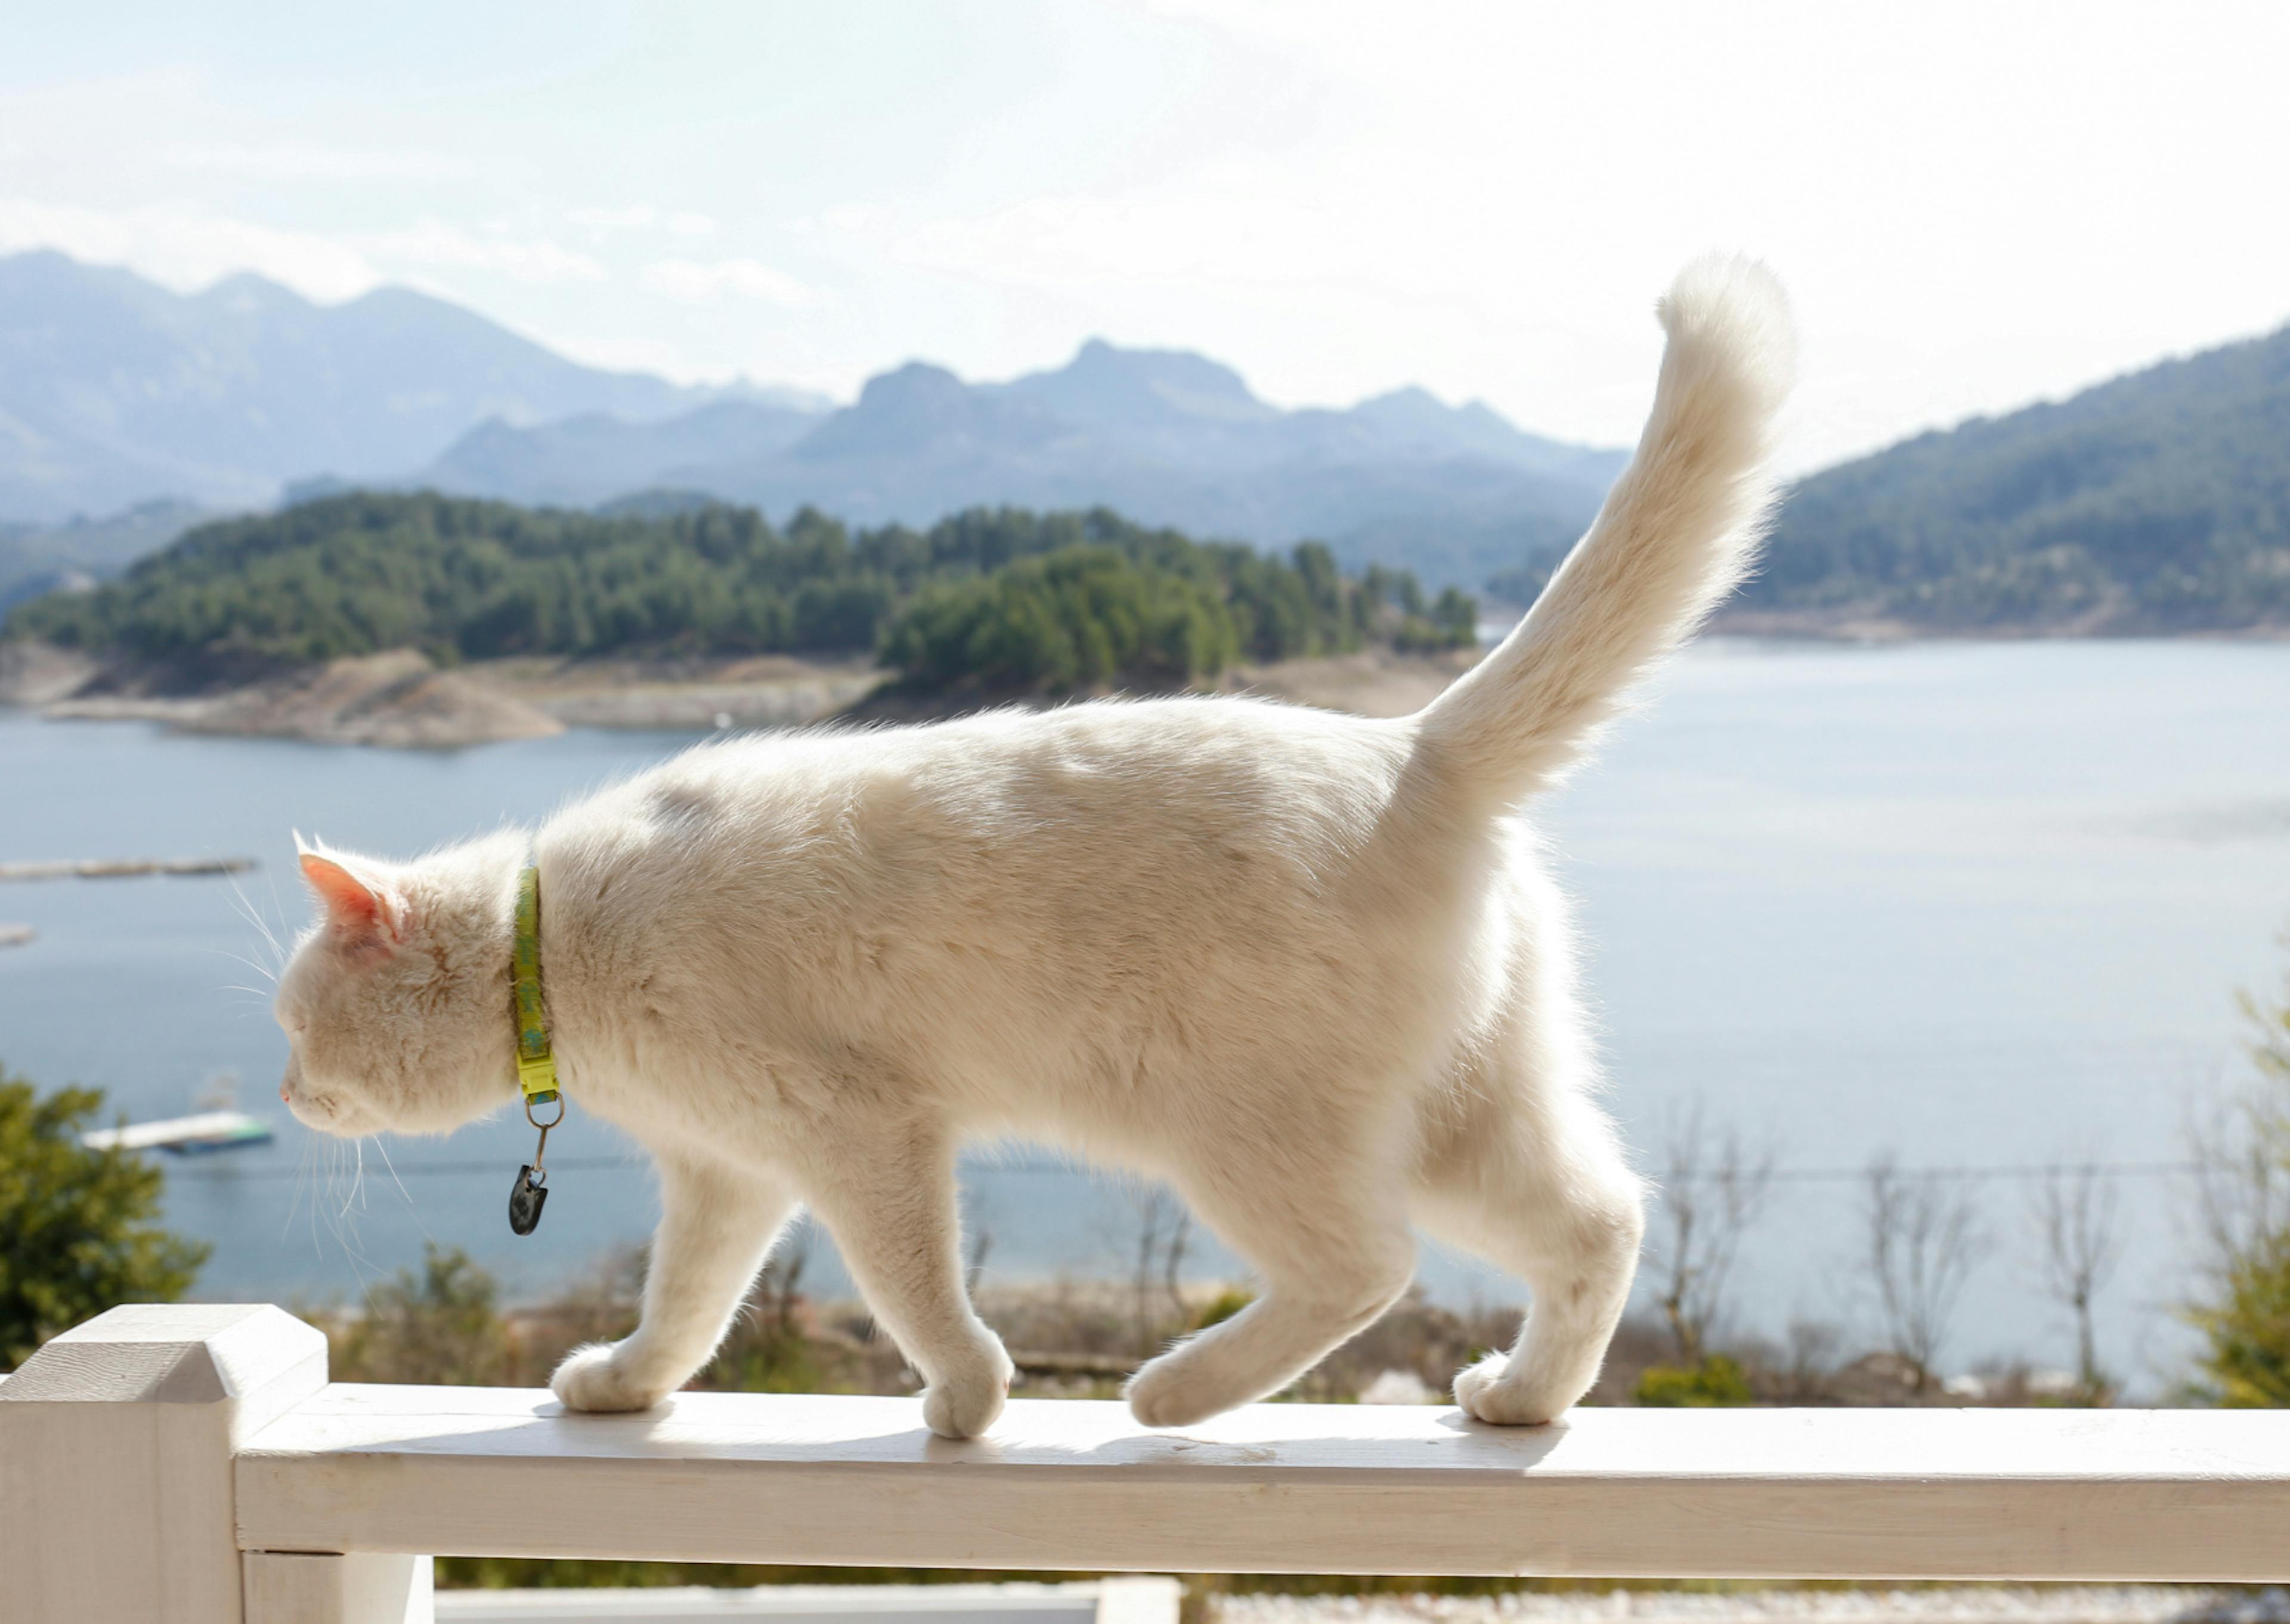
[275,259,1794,1437]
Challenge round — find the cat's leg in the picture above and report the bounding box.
[553,1151,796,1412]
[1414,1055,1647,1425]
[802,1126,1013,1440]
[1125,1140,1417,1428]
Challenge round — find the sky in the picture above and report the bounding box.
[4,0,2288,472]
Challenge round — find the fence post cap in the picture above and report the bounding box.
[0,1303,324,1406]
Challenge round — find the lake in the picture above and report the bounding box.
[5,638,2289,1394]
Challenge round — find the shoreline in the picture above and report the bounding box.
[0,643,1487,747]
[5,630,2289,748]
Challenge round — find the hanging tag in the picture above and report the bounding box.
[509,1165,549,1235]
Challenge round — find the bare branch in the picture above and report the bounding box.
[1652,1101,1778,1362]
[1861,1152,1992,1392]
[2026,1155,2124,1402]
[1127,1186,1191,1352]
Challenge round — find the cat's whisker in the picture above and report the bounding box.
[263,867,295,977]
[336,1140,367,1225]
[372,1137,429,1238]
[228,875,290,977]
[318,1140,380,1287]
[206,947,278,986]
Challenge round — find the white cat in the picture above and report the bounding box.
[277,258,1793,1438]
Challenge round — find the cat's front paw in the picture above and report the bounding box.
[921,1342,1014,1439]
[1452,1352,1566,1426]
[552,1342,673,1414]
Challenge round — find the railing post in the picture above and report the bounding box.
[0,1303,338,1623]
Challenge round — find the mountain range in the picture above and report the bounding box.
[0,250,1623,593]
[5,249,2286,636]
[0,249,820,521]
[422,341,1629,587]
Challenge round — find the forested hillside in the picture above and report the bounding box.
[4,493,1474,695]
[1745,324,2290,631]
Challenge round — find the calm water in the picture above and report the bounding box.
[5,639,2289,1392]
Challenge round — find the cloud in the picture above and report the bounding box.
[165,142,473,181]
[567,206,716,237]
[887,170,1382,295]
[568,204,658,231]
[640,256,810,306]
[362,219,606,284]
[0,196,380,301]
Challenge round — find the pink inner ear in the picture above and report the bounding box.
[301,852,389,937]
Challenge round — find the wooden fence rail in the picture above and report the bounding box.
[4,1304,2287,1624]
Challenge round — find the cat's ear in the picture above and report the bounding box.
[298,849,406,950]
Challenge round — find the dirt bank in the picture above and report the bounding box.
[10,641,1486,746]
[40,649,562,747]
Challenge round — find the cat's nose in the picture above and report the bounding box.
[280,1077,292,1105]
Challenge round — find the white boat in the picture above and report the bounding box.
[82,1110,274,1155]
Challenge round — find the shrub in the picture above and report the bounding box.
[2184,937,2290,1406]
[0,1067,209,1369]
[1632,1353,1754,1406]
[331,1242,514,1387]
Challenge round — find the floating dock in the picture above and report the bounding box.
[82,1110,276,1155]
[0,856,258,881]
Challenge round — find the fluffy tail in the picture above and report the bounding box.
[1414,256,1795,807]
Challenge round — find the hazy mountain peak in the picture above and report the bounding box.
[863,359,968,404]
[1005,337,1276,427]
[195,271,310,314]
[1357,383,1443,413]
[800,360,1060,460]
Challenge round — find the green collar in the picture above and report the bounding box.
[512,864,560,1108]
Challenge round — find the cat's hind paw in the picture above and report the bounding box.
[552,1343,673,1414]
[1452,1352,1567,1426]
[1127,1346,1247,1429]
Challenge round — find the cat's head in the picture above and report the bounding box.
[274,833,523,1138]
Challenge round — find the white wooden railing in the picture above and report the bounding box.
[3,1304,2287,1624]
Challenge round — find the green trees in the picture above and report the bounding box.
[0,1067,209,1369]
[2185,941,2290,1406]
[4,492,1475,697]
[2189,1242,2290,1406]
[881,547,1239,695]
